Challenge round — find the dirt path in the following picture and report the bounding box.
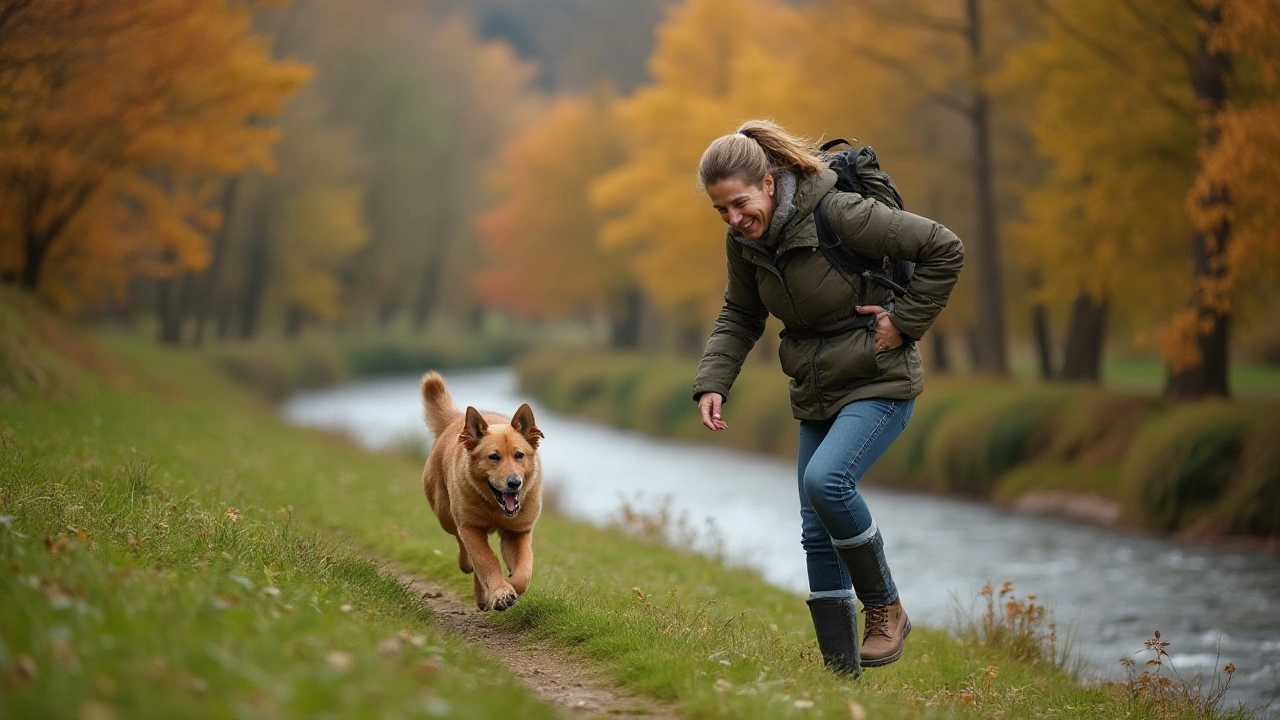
[396,571,681,720]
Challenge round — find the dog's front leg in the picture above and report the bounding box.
[457,525,517,611]
[454,534,473,574]
[499,529,534,596]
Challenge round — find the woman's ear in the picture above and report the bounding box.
[763,173,775,197]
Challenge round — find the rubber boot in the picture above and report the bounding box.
[833,527,911,667]
[805,596,863,677]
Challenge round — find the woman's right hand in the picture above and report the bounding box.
[698,393,728,431]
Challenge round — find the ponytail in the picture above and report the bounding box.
[697,119,824,189]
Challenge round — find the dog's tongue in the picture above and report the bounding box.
[502,493,519,513]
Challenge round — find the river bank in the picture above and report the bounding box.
[511,349,1280,545]
[283,369,1280,717]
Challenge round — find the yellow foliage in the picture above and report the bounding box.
[590,0,815,317]
[999,0,1199,327]
[273,187,369,321]
[0,0,310,308]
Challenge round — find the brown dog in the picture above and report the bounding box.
[420,371,544,611]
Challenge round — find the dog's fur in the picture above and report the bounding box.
[420,371,544,611]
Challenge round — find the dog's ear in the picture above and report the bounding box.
[511,403,544,449]
[458,407,488,450]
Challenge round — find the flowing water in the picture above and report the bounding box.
[282,368,1280,716]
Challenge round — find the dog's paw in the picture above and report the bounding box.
[489,585,518,612]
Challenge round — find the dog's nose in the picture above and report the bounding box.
[505,475,522,491]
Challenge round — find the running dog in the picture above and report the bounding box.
[420,371,544,611]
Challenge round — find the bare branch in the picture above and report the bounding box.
[1027,0,1195,119]
[853,44,975,118]
[863,3,969,38]
[1116,0,1197,70]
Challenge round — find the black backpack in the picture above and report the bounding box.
[812,138,913,298]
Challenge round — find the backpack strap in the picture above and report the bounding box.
[814,194,909,298]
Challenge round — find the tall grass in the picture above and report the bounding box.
[515,349,1280,539]
[1121,402,1255,531]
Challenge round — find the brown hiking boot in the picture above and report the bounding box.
[860,598,911,666]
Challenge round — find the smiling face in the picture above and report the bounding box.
[707,173,776,241]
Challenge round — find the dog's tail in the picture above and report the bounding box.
[420,371,461,436]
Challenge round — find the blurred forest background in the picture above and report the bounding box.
[3,0,1280,401]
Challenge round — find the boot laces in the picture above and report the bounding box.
[864,605,892,639]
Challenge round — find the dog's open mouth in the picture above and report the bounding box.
[490,486,520,517]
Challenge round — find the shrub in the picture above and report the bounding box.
[1210,414,1280,536]
[922,387,1074,495]
[718,366,796,457]
[958,581,1060,666]
[632,364,703,438]
[1121,402,1252,532]
[210,343,296,402]
[876,381,999,486]
[1042,390,1160,467]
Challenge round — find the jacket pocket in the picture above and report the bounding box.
[777,336,813,406]
[818,328,880,392]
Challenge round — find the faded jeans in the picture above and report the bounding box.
[797,397,914,606]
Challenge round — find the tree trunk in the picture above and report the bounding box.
[284,305,305,338]
[965,0,1009,376]
[1060,292,1107,382]
[156,277,182,344]
[1165,5,1231,400]
[238,205,271,339]
[192,177,240,346]
[411,246,448,329]
[930,331,952,374]
[1031,303,1053,379]
[21,231,48,290]
[609,285,644,350]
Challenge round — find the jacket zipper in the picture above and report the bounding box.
[764,251,809,329]
[746,244,825,414]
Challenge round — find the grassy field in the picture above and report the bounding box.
[0,296,1256,719]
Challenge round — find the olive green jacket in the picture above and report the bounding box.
[692,168,964,421]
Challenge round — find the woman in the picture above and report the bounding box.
[691,119,963,678]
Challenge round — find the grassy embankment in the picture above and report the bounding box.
[514,350,1280,540]
[0,293,1255,719]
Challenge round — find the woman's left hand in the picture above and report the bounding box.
[855,305,903,353]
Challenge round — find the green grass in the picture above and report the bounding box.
[0,363,558,718]
[0,295,1256,719]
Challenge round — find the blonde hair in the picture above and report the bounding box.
[697,119,824,189]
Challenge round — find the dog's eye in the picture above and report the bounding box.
[514,451,525,460]
[488,453,500,462]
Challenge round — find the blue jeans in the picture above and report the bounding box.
[797,397,914,604]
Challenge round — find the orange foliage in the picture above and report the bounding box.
[0,0,309,309]
[1165,0,1280,369]
[473,92,627,319]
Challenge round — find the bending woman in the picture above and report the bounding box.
[691,119,964,677]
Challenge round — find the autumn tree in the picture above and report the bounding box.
[276,2,541,331]
[473,91,640,344]
[1164,0,1280,398]
[592,0,816,348]
[0,0,309,309]
[1004,0,1279,396]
